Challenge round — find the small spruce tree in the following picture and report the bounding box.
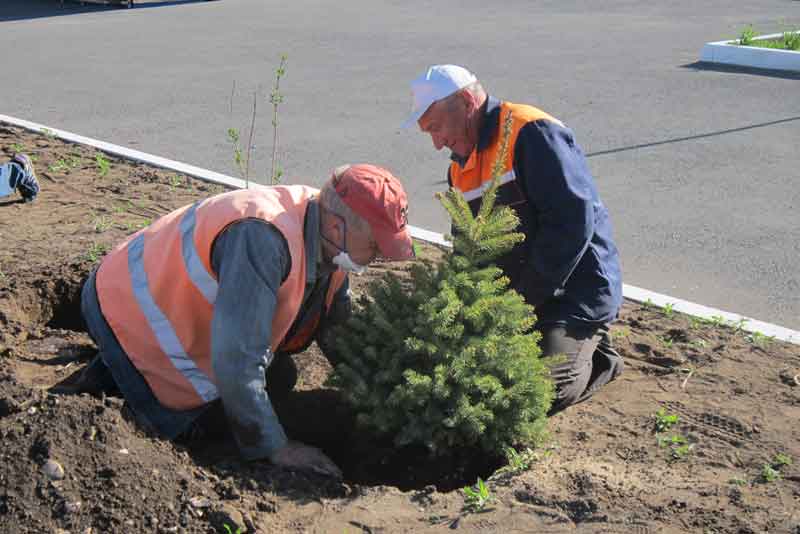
[328,111,554,456]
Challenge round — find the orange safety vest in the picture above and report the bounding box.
[95,185,346,411]
[449,101,562,205]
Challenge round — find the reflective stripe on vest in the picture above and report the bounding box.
[449,101,562,203]
[180,202,217,305]
[128,232,218,402]
[461,169,516,202]
[96,185,344,411]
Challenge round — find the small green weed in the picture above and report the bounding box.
[462,477,492,512]
[662,302,675,317]
[611,326,631,340]
[657,434,693,461]
[688,316,705,329]
[92,216,112,233]
[48,159,69,173]
[42,128,57,140]
[95,153,111,177]
[731,318,749,333]
[772,453,792,467]
[660,335,674,349]
[739,26,756,46]
[168,173,183,189]
[761,463,781,483]
[10,143,24,153]
[708,315,726,328]
[746,331,774,347]
[654,408,679,433]
[493,447,538,478]
[223,525,242,534]
[782,31,800,50]
[642,298,655,310]
[729,477,747,486]
[86,242,110,263]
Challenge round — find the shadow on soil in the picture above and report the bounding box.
[37,273,499,492]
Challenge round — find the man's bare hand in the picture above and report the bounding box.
[269,441,342,479]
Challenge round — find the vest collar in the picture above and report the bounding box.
[450,95,502,169]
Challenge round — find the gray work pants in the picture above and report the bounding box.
[542,323,624,415]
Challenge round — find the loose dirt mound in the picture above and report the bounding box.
[1,125,798,533]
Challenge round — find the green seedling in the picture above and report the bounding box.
[48,159,69,173]
[42,128,57,140]
[462,477,492,512]
[493,447,537,478]
[642,298,655,310]
[708,315,726,328]
[95,153,111,177]
[731,318,749,333]
[92,216,111,233]
[772,453,792,467]
[729,477,747,486]
[739,26,756,46]
[654,408,679,433]
[782,31,800,50]
[657,434,693,461]
[761,463,781,483]
[662,303,675,317]
[671,443,693,460]
[168,173,182,189]
[86,242,109,263]
[688,316,704,329]
[611,326,631,340]
[657,434,686,448]
[223,525,242,534]
[660,335,674,348]
[10,143,24,153]
[746,331,774,347]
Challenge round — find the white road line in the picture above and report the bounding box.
[2,113,797,345]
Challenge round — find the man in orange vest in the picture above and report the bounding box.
[403,65,624,415]
[73,164,414,478]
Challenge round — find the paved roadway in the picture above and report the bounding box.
[2,0,799,329]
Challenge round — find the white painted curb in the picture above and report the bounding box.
[700,32,800,72]
[2,114,798,346]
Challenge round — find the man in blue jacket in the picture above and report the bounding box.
[403,65,624,414]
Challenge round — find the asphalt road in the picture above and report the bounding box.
[2,0,799,329]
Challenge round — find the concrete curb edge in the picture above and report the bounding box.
[2,113,797,345]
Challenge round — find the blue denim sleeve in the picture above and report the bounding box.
[514,121,595,307]
[210,219,291,460]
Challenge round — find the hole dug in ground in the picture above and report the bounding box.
[15,278,499,492]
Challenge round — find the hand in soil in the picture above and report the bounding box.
[270,440,343,479]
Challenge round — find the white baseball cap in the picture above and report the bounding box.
[401,65,477,128]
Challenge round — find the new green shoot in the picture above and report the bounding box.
[462,477,492,512]
[95,153,111,177]
[654,408,679,433]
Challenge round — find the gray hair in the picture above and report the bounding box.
[319,165,373,237]
[443,81,486,110]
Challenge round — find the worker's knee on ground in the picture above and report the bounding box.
[550,370,590,414]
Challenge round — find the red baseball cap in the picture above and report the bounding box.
[332,164,414,260]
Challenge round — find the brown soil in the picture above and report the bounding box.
[1,124,799,534]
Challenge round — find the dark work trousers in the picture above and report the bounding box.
[542,323,624,415]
